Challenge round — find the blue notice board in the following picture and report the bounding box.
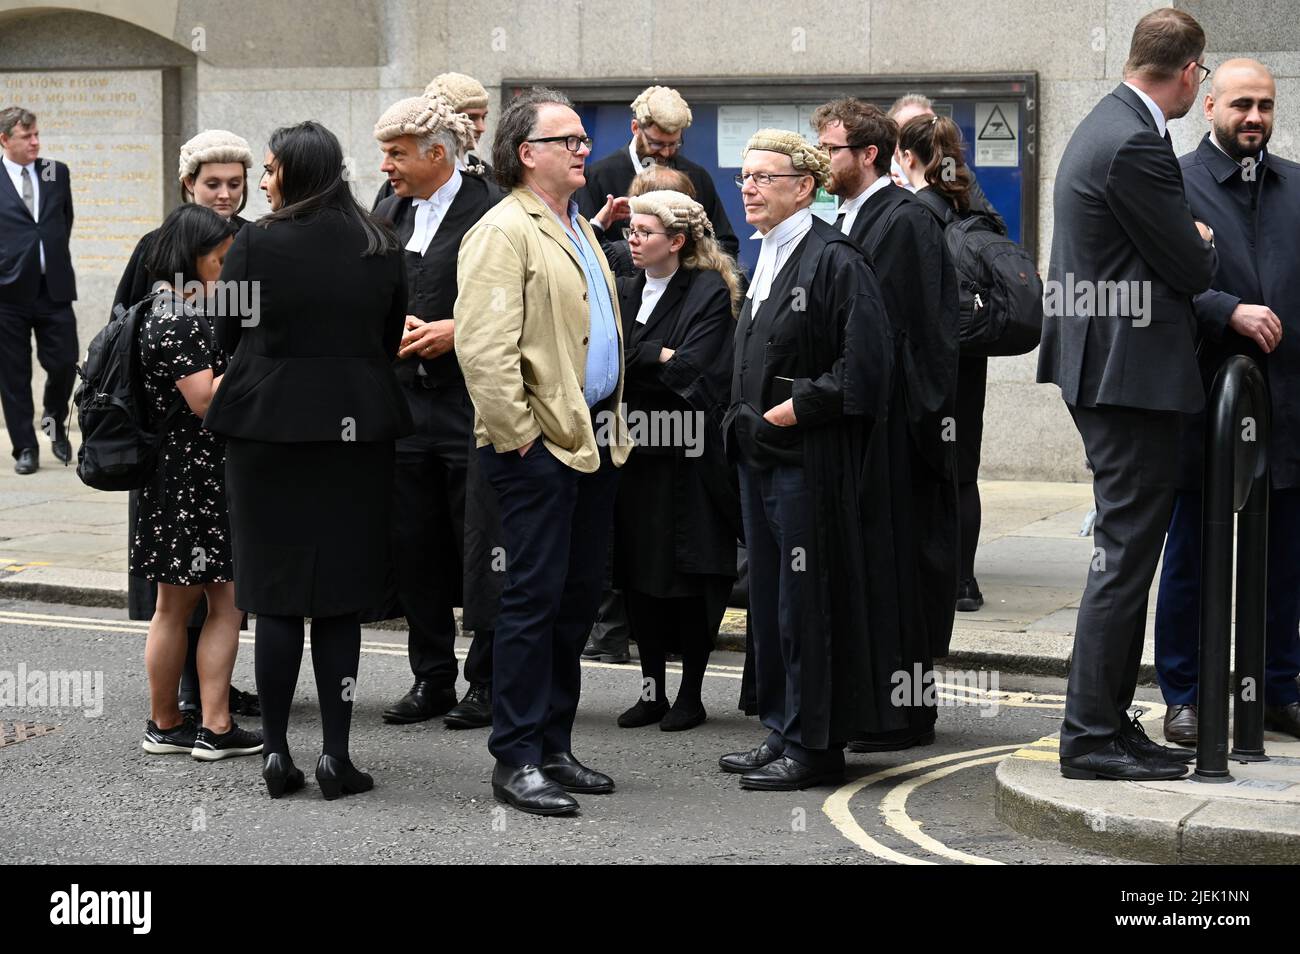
[576,92,1030,277]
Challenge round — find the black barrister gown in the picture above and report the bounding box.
[849,184,960,659]
[736,217,936,746]
[613,267,741,646]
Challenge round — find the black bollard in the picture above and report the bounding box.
[1195,355,1270,782]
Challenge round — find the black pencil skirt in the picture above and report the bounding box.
[225,437,395,618]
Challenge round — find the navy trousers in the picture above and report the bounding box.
[738,462,844,771]
[0,277,78,457]
[478,439,619,766]
[1154,487,1300,707]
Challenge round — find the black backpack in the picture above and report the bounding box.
[73,296,185,491]
[914,188,1043,357]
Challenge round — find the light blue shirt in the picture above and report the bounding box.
[553,197,619,407]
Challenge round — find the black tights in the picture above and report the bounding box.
[255,612,361,761]
[625,591,710,709]
[959,480,982,581]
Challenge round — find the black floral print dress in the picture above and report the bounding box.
[128,291,233,585]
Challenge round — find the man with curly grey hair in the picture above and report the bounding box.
[370,95,504,730]
[719,129,933,791]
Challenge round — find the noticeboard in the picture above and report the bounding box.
[506,74,1038,276]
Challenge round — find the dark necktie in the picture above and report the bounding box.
[20,165,35,218]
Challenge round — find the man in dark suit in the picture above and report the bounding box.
[371,95,503,728]
[1156,58,1300,745]
[0,107,76,474]
[813,97,960,751]
[1037,7,1218,780]
[577,85,739,259]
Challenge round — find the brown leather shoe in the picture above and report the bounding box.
[1163,704,1197,746]
[1265,701,1300,740]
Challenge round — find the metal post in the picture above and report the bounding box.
[1195,355,1270,782]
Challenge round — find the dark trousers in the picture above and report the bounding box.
[393,385,470,688]
[1061,405,1180,758]
[0,278,77,457]
[478,440,619,766]
[463,628,493,687]
[738,462,843,770]
[1155,486,1300,707]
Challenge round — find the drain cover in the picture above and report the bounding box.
[0,722,58,748]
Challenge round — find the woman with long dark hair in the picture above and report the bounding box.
[897,114,991,615]
[136,203,260,760]
[204,121,411,799]
[611,190,741,731]
[117,130,260,724]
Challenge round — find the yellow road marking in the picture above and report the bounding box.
[879,754,1010,864]
[823,744,1021,864]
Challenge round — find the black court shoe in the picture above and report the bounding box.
[315,754,374,800]
[956,577,984,612]
[262,753,305,798]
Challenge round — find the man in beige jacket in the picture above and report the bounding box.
[456,87,631,817]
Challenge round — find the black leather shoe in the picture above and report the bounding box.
[540,751,614,793]
[581,632,631,664]
[1060,736,1190,780]
[1265,701,1300,739]
[1163,704,1198,746]
[617,697,668,727]
[718,740,783,774]
[315,754,374,800]
[230,685,260,717]
[492,762,579,815]
[660,700,706,732]
[1122,711,1195,763]
[739,755,845,791]
[383,680,456,724]
[956,577,984,612]
[14,447,37,475]
[45,416,72,465]
[262,753,305,798]
[848,727,936,752]
[444,683,491,729]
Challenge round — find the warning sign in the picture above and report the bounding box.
[974,102,1019,168]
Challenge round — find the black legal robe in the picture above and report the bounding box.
[613,267,740,607]
[848,182,961,659]
[730,216,937,746]
[577,148,740,259]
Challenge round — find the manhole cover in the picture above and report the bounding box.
[0,722,59,747]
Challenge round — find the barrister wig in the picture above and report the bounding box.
[177,129,253,182]
[373,95,477,155]
[424,72,490,112]
[629,189,744,316]
[743,128,831,189]
[630,86,693,134]
[628,189,713,242]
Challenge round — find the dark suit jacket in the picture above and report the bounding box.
[1176,135,1300,489]
[1036,83,1217,412]
[373,172,502,387]
[578,148,740,258]
[203,207,413,442]
[0,158,76,303]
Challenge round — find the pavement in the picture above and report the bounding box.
[3,430,1296,864]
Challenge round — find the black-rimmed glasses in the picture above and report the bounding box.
[526,135,593,153]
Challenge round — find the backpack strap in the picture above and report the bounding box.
[911,187,955,229]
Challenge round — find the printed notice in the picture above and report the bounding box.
[974,101,1018,167]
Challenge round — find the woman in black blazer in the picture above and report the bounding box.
[204,121,412,800]
[612,190,742,731]
[116,130,259,721]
